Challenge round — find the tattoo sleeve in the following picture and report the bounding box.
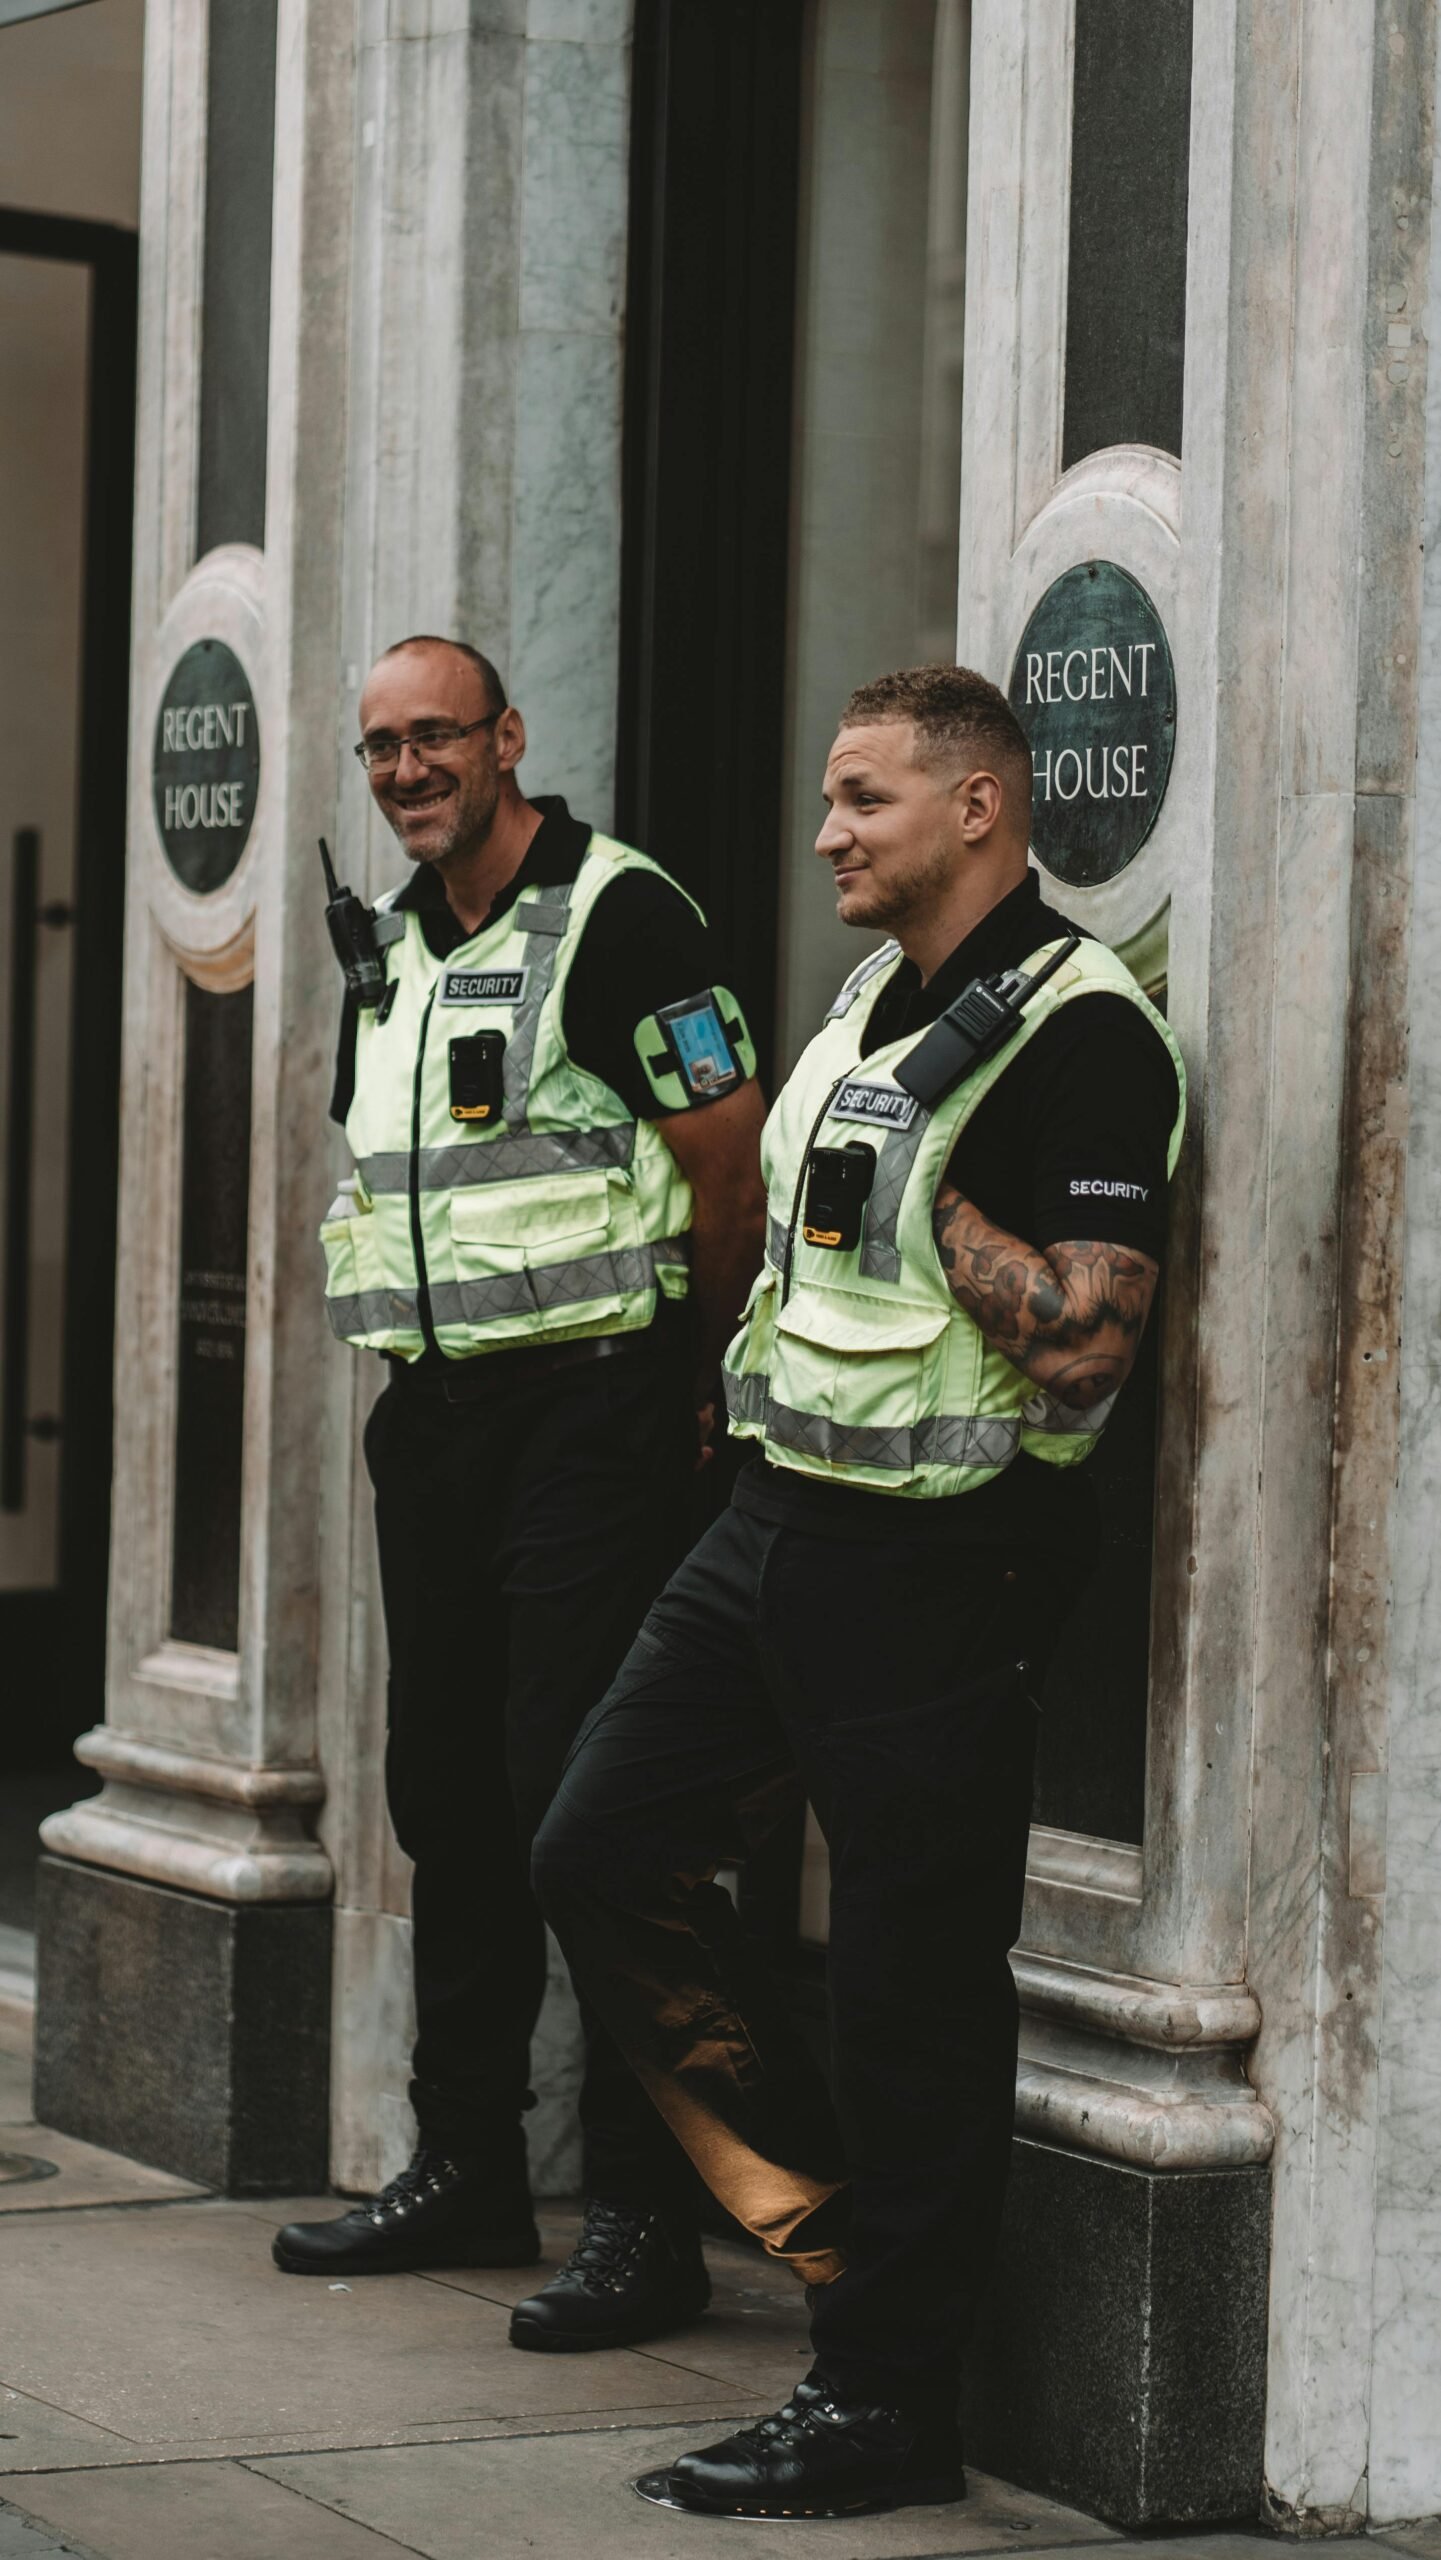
[930,1182,1159,1411]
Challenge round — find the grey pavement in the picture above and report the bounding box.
[1,2019,1437,2560]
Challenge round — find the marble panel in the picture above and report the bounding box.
[518,31,629,338]
[527,0,630,44]
[508,328,625,822]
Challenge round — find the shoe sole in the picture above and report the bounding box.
[508,2292,711,2353]
[632,2467,967,2519]
[272,2236,541,2277]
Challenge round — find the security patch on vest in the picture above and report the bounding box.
[439,965,530,1006]
[830,1080,919,1131]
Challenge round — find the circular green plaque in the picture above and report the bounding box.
[153,638,260,893]
[1008,562,1176,888]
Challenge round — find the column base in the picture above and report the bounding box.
[964,2134,1270,2528]
[33,1855,331,2193]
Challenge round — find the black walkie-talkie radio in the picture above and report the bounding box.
[319,838,403,1011]
[895,933,1081,1110]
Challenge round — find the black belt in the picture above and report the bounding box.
[385,1332,641,1403]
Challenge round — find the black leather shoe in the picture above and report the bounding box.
[508,2199,709,2351]
[272,2145,540,2276]
[634,2377,966,2519]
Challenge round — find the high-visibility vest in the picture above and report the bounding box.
[321,835,695,1362]
[723,934,1186,1498]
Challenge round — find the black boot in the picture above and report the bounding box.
[635,2376,967,2519]
[508,2199,709,2351]
[272,2143,539,2276]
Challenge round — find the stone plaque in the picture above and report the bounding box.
[152,638,259,893]
[1008,562,1176,888]
[171,979,252,1653]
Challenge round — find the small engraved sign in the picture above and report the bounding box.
[1008,562,1176,889]
[153,638,260,893]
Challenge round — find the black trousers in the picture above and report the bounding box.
[533,1499,1081,2415]
[365,1340,699,2206]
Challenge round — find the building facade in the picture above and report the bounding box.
[5,0,1440,2532]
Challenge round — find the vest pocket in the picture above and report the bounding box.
[449,1170,615,1265]
[768,1287,952,1480]
[320,1191,388,1335]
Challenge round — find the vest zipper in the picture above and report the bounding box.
[410,984,441,1356]
[781,1076,845,1307]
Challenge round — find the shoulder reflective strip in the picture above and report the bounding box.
[326,1238,687,1343]
[825,941,901,1020]
[1021,1387,1116,1437]
[358,1125,636,1194]
[721,1371,1021,1471]
[373,910,407,948]
[855,1103,934,1283]
[503,882,577,1135]
[514,899,570,938]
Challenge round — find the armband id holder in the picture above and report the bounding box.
[802,1143,876,1251]
[894,934,1081,1110]
[634,987,758,1112]
[449,1030,507,1124]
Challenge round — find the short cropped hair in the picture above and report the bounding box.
[380,634,509,713]
[840,664,1032,808]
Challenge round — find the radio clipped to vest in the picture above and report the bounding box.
[895,933,1081,1110]
[802,1143,876,1250]
[319,838,405,1011]
[448,1030,506,1124]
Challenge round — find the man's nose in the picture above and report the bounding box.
[393,738,428,785]
[815,810,851,858]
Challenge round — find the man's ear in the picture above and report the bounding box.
[956,767,1004,841]
[496,706,527,774]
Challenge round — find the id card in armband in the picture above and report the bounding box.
[634,987,758,1112]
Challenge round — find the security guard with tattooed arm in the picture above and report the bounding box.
[533,662,1185,2517]
[273,636,767,2352]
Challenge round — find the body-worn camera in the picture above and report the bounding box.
[449,1030,507,1124]
[802,1142,877,1250]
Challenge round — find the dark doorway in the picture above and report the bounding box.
[0,209,137,1928]
[615,0,806,1094]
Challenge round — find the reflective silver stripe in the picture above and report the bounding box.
[856,1103,934,1283]
[722,1371,1020,1472]
[1021,1387,1116,1437]
[502,885,576,1135]
[767,1215,788,1271]
[328,1238,686,1341]
[359,1125,636,1195]
[326,1287,421,1340]
[825,941,900,1020]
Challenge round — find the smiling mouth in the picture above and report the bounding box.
[396,788,451,814]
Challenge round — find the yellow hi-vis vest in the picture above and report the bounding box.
[723,934,1186,1498]
[321,835,695,1362]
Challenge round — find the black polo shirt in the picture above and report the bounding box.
[330,797,738,1127]
[733,869,1180,1550]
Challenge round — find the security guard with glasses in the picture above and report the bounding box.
[533,663,1185,2519]
[273,636,766,2352]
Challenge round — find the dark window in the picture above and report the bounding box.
[195,0,279,556]
[1062,0,1193,470]
[171,979,252,1652]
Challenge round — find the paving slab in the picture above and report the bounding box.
[5,2461,408,2559]
[0,2200,752,2451]
[0,2390,139,2481]
[0,2122,203,2217]
[250,2425,1119,2560]
[1373,2531,1441,2560]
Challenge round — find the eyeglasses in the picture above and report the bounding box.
[353,712,500,776]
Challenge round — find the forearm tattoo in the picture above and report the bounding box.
[931,1185,1158,1410]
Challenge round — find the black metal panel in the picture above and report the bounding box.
[1062,0,1194,470]
[195,0,279,557]
[615,0,806,1086]
[0,211,137,1757]
[171,980,253,1653]
[2,830,39,1514]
